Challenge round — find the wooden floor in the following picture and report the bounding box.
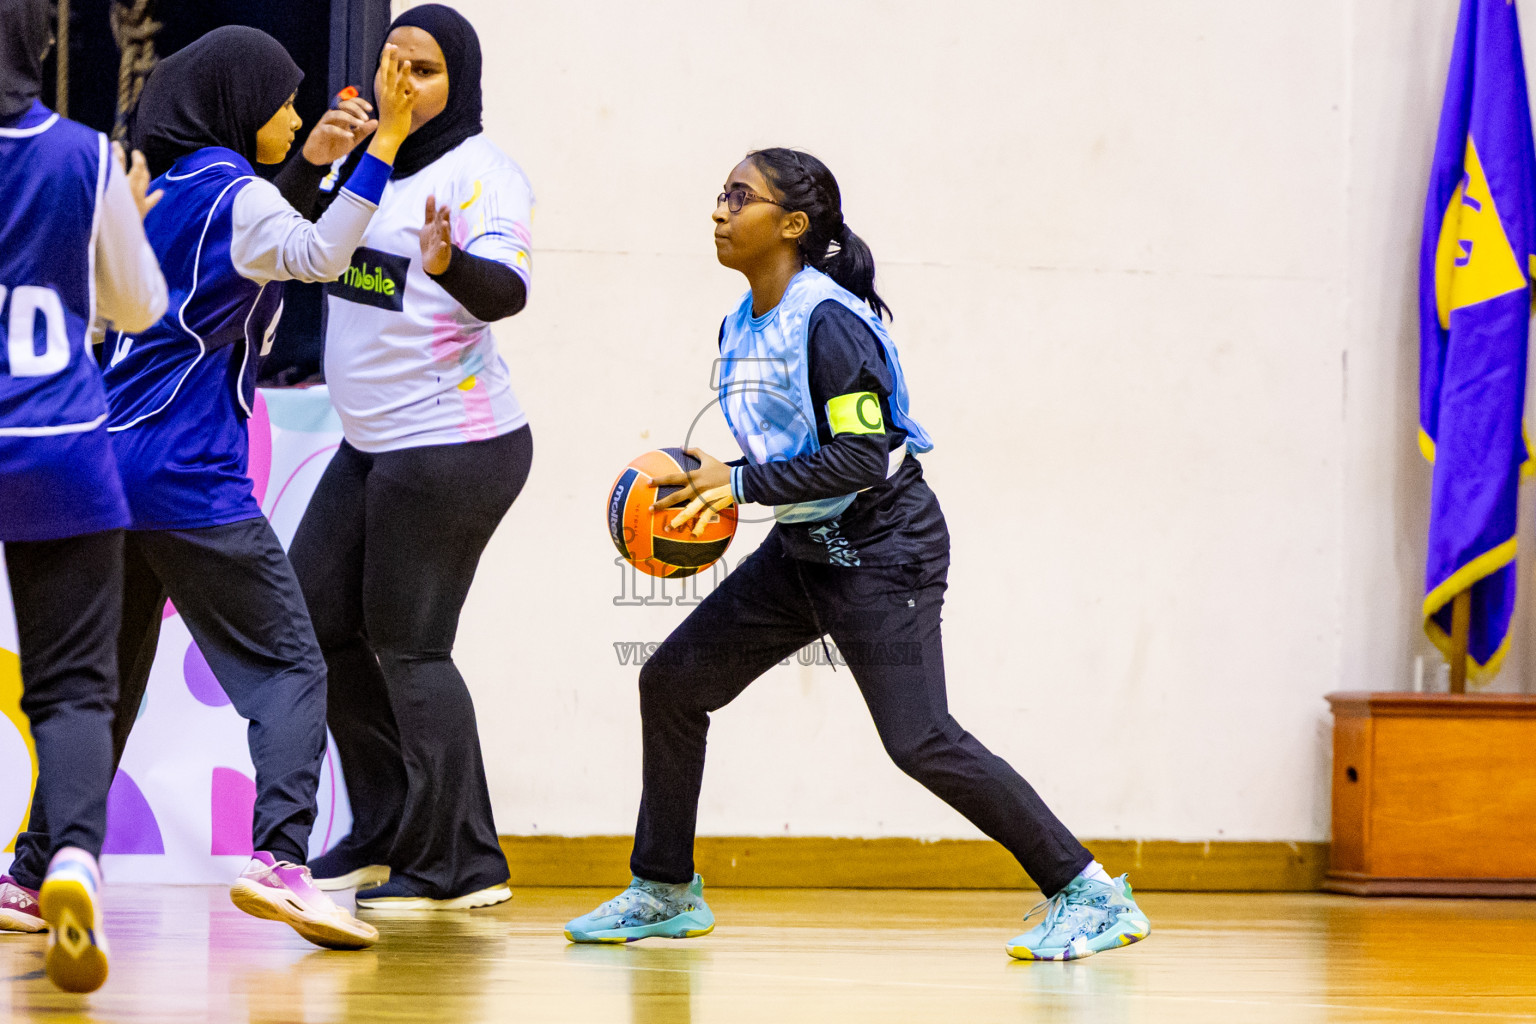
[3,886,1536,1022]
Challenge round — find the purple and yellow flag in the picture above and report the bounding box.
[1419,0,1536,683]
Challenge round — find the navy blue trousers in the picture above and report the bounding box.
[5,530,122,888]
[630,529,1093,897]
[10,517,326,888]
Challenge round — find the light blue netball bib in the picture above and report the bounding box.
[717,267,932,523]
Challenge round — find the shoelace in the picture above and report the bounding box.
[264,862,337,905]
[1021,891,1069,932]
[270,860,322,880]
[1022,883,1117,936]
[603,882,685,922]
[266,859,306,879]
[601,886,655,915]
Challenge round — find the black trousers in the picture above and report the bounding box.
[289,427,532,898]
[630,529,1093,897]
[5,530,122,889]
[11,517,327,887]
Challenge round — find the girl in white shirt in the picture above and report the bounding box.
[289,5,533,911]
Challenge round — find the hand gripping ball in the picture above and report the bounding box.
[607,448,737,578]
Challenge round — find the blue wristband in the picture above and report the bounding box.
[341,153,392,205]
[731,465,745,505]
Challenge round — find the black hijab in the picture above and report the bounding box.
[132,26,303,178]
[375,4,483,179]
[0,0,50,122]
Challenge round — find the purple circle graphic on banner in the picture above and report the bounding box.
[102,769,165,854]
[211,767,257,856]
[183,642,230,707]
[249,390,272,506]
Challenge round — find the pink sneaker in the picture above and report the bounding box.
[0,875,46,933]
[230,852,379,950]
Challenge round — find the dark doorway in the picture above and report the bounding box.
[42,0,392,385]
[42,0,333,139]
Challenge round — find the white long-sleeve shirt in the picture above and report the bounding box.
[324,134,534,452]
[94,155,168,333]
[229,177,384,285]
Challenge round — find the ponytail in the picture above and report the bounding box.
[747,148,891,321]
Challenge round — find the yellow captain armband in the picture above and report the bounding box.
[827,391,885,436]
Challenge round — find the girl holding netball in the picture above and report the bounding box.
[565,149,1150,960]
[289,5,534,911]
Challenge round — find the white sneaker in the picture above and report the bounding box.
[312,864,390,892]
[355,878,511,911]
[40,847,109,992]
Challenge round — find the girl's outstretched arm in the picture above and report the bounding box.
[228,46,416,284]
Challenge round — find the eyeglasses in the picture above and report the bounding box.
[717,188,784,214]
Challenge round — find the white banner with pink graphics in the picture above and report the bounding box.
[0,387,353,883]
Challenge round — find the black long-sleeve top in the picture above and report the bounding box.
[727,300,948,567]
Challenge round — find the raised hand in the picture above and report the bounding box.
[302,96,379,166]
[367,43,416,164]
[421,195,454,275]
[113,141,162,220]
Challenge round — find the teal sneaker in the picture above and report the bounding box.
[1005,874,1150,961]
[564,874,714,943]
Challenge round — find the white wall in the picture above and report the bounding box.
[396,0,1532,844]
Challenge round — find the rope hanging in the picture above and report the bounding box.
[110,0,160,141]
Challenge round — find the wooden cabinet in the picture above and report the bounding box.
[1325,691,1536,896]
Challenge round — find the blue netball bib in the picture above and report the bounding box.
[717,267,932,523]
[0,101,131,542]
[103,148,278,530]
